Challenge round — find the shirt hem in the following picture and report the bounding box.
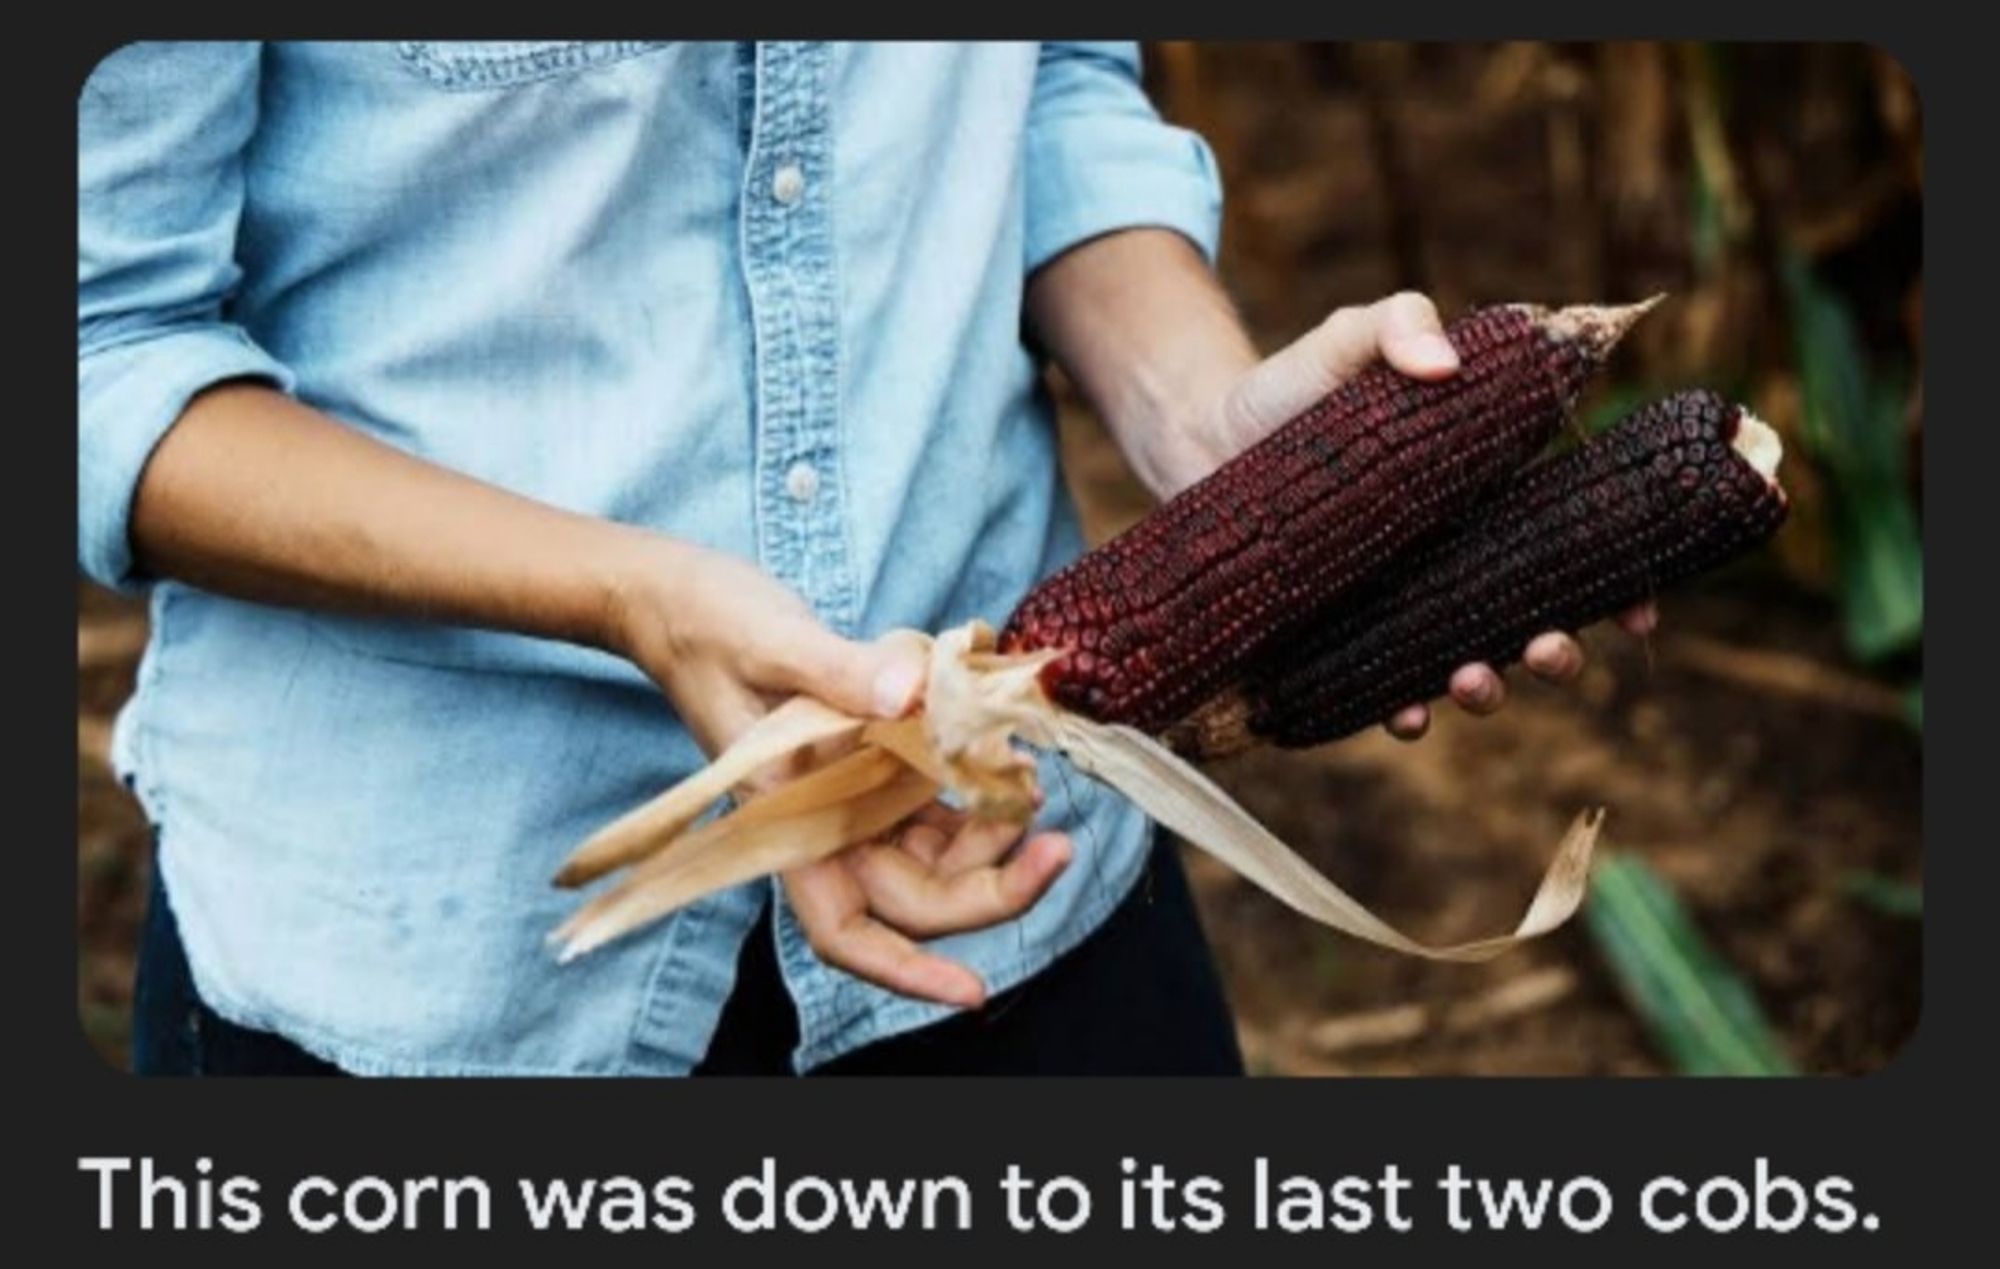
[151,861,688,1079]
[162,847,1146,1078]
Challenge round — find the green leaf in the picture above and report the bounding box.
[1688,164,1725,272]
[1307,930,1344,990]
[1781,255,1923,663]
[1832,487,1924,661]
[1840,871,1923,919]
[1682,43,1744,273]
[1584,851,1797,1075]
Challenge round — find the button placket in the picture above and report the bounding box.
[739,42,851,625]
[641,41,855,1061]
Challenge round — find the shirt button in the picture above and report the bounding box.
[771,163,806,206]
[784,461,820,503]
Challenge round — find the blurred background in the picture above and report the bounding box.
[77,41,1921,1074]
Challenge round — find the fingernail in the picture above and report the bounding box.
[1407,333,1460,371]
[1533,641,1577,678]
[872,658,923,717]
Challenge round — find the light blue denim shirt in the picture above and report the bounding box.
[78,41,1222,1074]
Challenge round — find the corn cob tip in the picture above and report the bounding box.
[1518,295,1665,363]
[1729,407,1785,489]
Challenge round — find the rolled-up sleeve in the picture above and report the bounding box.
[1021,41,1224,276]
[78,42,294,591]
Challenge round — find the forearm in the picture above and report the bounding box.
[129,382,667,654]
[1025,228,1260,499]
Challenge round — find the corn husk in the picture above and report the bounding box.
[550,621,1601,963]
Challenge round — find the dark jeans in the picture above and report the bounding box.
[133,838,1243,1077]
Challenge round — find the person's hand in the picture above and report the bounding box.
[1188,291,1659,742]
[605,537,1070,1006]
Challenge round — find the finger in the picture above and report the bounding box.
[1227,293,1460,446]
[1374,291,1460,379]
[897,820,953,869]
[1220,305,1384,445]
[817,914,989,1007]
[1384,702,1431,741]
[785,867,987,1006]
[1523,631,1585,682]
[1616,599,1660,637]
[757,623,928,721]
[1277,305,1384,396]
[936,813,1030,876]
[1449,663,1507,715]
[895,802,970,866]
[848,831,1072,939]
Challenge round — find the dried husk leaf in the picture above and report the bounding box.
[920,621,1058,821]
[553,694,866,887]
[1047,709,1600,960]
[550,622,1601,965]
[553,755,938,961]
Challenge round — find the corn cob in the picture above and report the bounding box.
[1163,389,1789,759]
[999,300,1653,732]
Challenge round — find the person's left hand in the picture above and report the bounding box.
[1177,290,1658,742]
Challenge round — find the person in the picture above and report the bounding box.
[80,41,1652,1077]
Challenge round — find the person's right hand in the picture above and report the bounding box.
[607,538,925,758]
[603,537,1071,1007]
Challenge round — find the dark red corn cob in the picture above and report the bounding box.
[1000,300,1655,733]
[1163,389,1789,759]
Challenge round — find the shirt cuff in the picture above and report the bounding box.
[78,323,295,592]
[1023,118,1224,277]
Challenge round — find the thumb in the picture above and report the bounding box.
[1221,294,1457,452]
[1219,307,1385,449]
[771,623,929,720]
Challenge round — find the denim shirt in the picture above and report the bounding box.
[78,41,1223,1074]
